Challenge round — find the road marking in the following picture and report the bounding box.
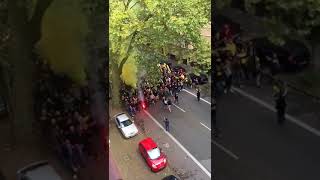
[200,122,211,131]
[173,103,186,112]
[182,89,211,105]
[232,87,320,137]
[143,110,211,178]
[213,140,239,160]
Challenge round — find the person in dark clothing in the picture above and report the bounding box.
[196,89,200,102]
[274,82,287,125]
[276,95,287,125]
[167,98,172,112]
[164,117,169,131]
[174,92,179,104]
[212,100,220,137]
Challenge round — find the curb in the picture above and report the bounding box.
[262,73,320,102]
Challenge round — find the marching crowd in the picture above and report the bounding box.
[213,24,286,97]
[213,24,264,96]
[34,58,98,178]
[213,24,289,127]
[120,63,199,116]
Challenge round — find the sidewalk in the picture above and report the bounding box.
[109,107,210,180]
[275,71,320,99]
[109,108,175,180]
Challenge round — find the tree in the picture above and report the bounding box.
[136,51,164,87]
[221,0,320,69]
[109,0,211,107]
[6,0,54,146]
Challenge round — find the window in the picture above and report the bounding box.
[116,118,121,126]
[121,119,132,127]
[147,147,161,160]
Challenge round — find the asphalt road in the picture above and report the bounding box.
[147,88,212,172]
[214,87,320,180]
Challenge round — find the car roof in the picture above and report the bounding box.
[20,163,62,180]
[116,113,130,122]
[139,137,158,150]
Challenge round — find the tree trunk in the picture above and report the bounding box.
[311,43,320,71]
[8,0,36,145]
[110,59,121,108]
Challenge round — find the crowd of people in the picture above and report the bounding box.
[120,62,196,116]
[213,24,264,96]
[34,58,98,178]
[213,24,287,97]
[213,24,289,127]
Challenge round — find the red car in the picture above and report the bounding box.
[139,137,167,172]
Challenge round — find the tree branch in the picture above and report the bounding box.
[28,0,54,44]
[129,1,139,9]
[119,30,138,74]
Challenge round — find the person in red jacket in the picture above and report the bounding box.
[220,24,233,42]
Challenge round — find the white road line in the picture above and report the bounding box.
[143,110,211,178]
[173,103,186,112]
[212,140,239,160]
[232,87,320,137]
[182,89,211,105]
[200,122,211,131]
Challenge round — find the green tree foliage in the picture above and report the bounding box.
[136,51,163,87]
[110,0,211,105]
[36,0,89,85]
[242,0,320,41]
[221,0,320,68]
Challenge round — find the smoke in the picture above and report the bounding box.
[120,58,138,88]
[36,0,89,85]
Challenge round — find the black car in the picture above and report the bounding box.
[189,73,209,85]
[162,175,179,180]
[252,37,310,73]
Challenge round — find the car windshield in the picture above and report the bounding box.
[121,119,132,127]
[147,147,160,160]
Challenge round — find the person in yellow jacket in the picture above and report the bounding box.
[236,46,249,80]
[223,39,237,57]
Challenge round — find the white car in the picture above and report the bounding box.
[114,113,139,138]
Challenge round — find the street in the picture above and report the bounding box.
[147,88,212,172]
[109,86,212,180]
[214,84,320,180]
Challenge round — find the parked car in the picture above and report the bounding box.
[252,37,310,73]
[139,137,167,172]
[189,73,209,85]
[162,175,180,180]
[17,161,62,180]
[114,113,139,138]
